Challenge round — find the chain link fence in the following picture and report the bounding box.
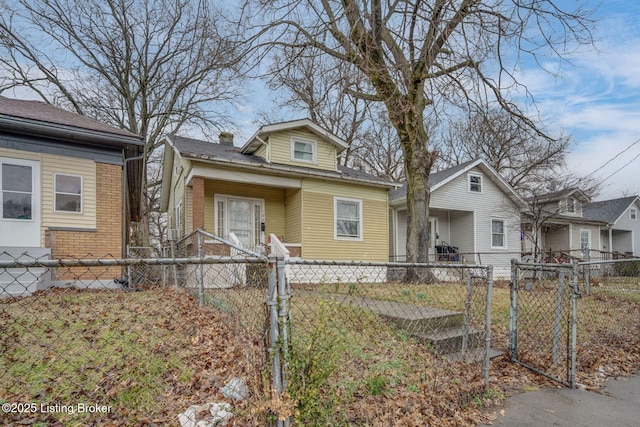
[280,259,496,426]
[510,258,640,388]
[0,241,276,426]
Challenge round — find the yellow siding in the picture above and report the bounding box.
[202,179,286,239]
[268,129,337,171]
[1,148,98,245]
[254,144,267,160]
[41,154,97,231]
[301,179,389,261]
[285,188,302,243]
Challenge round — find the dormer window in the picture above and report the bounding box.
[291,137,317,164]
[566,197,575,213]
[468,173,482,193]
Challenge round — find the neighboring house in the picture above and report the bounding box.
[582,196,640,257]
[522,188,605,260]
[0,96,144,296]
[159,119,394,271]
[389,159,527,277]
[521,189,640,260]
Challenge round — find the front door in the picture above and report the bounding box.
[224,196,264,248]
[0,157,41,247]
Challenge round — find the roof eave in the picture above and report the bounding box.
[0,115,144,150]
[182,153,394,189]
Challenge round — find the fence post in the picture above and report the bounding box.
[267,254,284,426]
[484,265,494,388]
[509,259,519,361]
[276,256,291,427]
[552,270,565,365]
[583,247,591,295]
[461,273,473,357]
[197,231,204,308]
[569,261,580,388]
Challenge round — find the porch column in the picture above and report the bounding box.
[191,176,205,231]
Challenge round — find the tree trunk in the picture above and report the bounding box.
[390,110,437,283]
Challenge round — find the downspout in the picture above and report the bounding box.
[122,153,145,259]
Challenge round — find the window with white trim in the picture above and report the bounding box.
[468,173,482,193]
[566,197,575,213]
[334,197,362,240]
[54,174,82,213]
[491,218,506,249]
[580,229,590,250]
[291,137,316,163]
[631,208,637,220]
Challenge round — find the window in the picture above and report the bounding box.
[491,219,506,249]
[54,174,82,213]
[580,229,590,250]
[469,173,482,193]
[1,163,33,219]
[214,195,264,247]
[335,197,362,240]
[631,208,637,220]
[291,137,316,163]
[566,197,575,213]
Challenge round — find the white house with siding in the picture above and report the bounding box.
[389,159,527,277]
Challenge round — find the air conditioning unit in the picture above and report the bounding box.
[167,228,179,241]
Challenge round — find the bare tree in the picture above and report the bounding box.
[266,49,405,181]
[246,0,595,266]
[266,49,371,166]
[0,0,243,247]
[436,110,570,193]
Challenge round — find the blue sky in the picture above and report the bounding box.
[235,1,640,200]
[4,1,638,200]
[514,0,640,199]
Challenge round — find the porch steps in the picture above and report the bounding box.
[0,247,51,298]
[292,290,502,360]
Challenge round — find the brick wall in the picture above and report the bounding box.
[49,163,123,280]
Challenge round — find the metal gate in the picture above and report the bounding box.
[509,260,580,387]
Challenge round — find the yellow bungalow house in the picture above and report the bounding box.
[159,119,394,263]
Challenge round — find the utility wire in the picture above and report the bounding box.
[599,150,640,185]
[582,137,640,180]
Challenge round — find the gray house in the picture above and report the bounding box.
[583,196,640,257]
[389,159,527,277]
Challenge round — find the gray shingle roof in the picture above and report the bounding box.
[0,95,140,138]
[582,196,639,224]
[167,134,392,186]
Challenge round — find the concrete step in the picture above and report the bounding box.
[0,247,51,297]
[412,326,485,355]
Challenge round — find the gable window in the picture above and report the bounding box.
[335,197,362,240]
[468,173,482,193]
[491,219,506,249]
[631,208,637,220]
[291,137,316,163]
[54,174,82,213]
[580,229,590,250]
[566,197,575,213]
[214,195,264,247]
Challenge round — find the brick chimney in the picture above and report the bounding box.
[219,132,234,146]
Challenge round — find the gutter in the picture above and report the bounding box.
[0,116,144,148]
[122,152,145,258]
